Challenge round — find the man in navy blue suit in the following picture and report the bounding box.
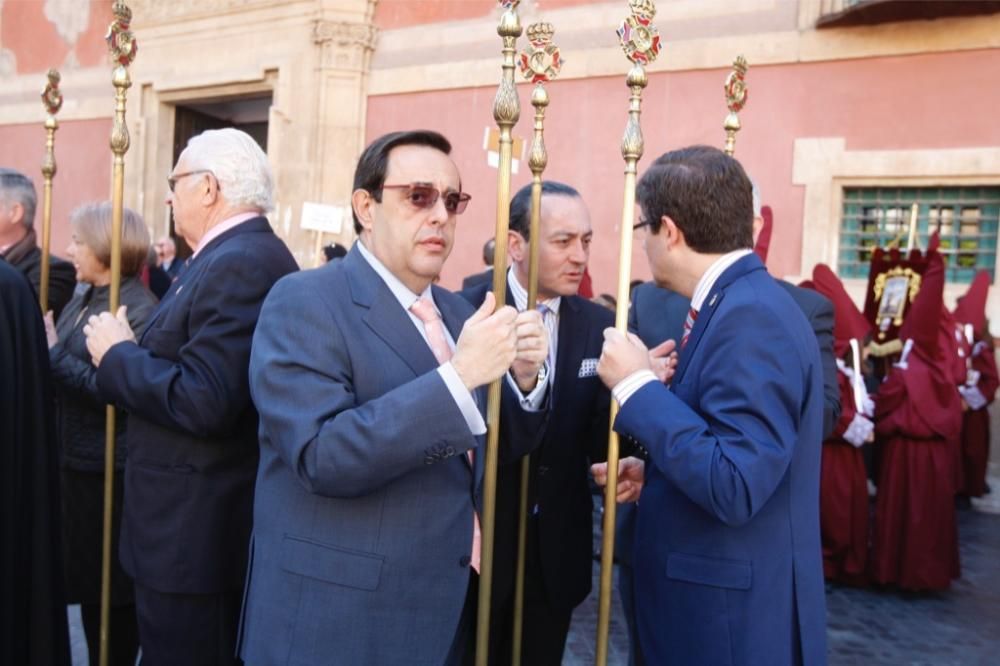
[596,145,827,665]
[83,128,298,665]
[239,131,549,665]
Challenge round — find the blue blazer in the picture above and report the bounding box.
[617,254,827,665]
[97,216,298,594]
[239,247,543,665]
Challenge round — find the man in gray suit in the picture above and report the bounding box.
[239,130,550,665]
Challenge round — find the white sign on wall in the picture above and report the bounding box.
[300,202,347,234]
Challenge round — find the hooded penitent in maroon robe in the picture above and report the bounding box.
[953,270,998,497]
[806,264,873,584]
[871,246,962,590]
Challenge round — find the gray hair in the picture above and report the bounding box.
[0,168,38,229]
[181,128,274,212]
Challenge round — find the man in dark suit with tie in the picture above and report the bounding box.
[239,130,550,665]
[83,128,298,665]
[596,145,827,665]
[461,182,672,664]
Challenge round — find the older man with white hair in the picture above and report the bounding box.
[83,128,298,666]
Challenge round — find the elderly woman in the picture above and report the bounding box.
[44,202,157,666]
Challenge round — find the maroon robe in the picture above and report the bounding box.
[871,350,962,590]
[821,371,870,584]
[960,344,998,497]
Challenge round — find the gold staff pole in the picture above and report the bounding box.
[100,4,137,666]
[596,2,661,663]
[722,56,747,157]
[39,69,63,313]
[511,23,563,665]
[476,2,522,664]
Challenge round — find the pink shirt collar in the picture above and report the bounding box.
[191,211,260,259]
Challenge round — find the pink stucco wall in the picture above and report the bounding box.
[0,118,113,261]
[366,48,1000,294]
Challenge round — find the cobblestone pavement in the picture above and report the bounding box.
[563,458,1000,665]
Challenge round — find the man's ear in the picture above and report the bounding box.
[508,230,527,263]
[6,201,25,226]
[351,189,375,232]
[661,215,684,248]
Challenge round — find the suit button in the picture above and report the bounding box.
[459,555,471,567]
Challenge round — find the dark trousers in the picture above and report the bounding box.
[80,603,139,666]
[465,517,574,666]
[134,583,242,666]
[446,571,478,666]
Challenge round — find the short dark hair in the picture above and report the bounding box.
[636,145,753,253]
[482,238,495,265]
[351,130,453,234]
[509,180,580,242]
[322,242,348,262]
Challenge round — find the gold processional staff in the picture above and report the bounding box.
[723,55,747,157]
[510,20,563,666]
[596,1,662,664]
[476,2,522,665]
[39,68,63,313]
[100,3,137,666]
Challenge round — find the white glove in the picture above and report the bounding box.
[959,384,988,411]
[843,413,874,448]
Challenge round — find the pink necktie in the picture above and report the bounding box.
[409,297,481,572]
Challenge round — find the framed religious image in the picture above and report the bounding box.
[877,275,909,323]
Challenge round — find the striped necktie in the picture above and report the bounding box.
[681,307,698,349]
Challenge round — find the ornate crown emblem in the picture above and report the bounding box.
[618,0,661,65]
[41,69,63,116]
[106,1,138,67]
[519,22,562,84]
[725,55,748,113]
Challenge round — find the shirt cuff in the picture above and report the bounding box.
[505,363,549,412]
[613,369,658,406]
[439,362,487,435]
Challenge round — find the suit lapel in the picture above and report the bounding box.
[554,297,586,405]
[673,253,765,384]
[345,249,441,378]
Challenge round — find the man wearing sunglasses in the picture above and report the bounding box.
[82,128,298,665]
[240,130,550,665]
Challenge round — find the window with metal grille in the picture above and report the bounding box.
[838,186,1000,283]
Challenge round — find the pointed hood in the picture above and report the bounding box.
[753,205,773,263]
[810,263,872,356]
[898,248,945,358]
[952,270,990,335]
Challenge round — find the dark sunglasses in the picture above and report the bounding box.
[380,183,471,215]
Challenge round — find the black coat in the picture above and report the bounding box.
[461,279,613,610]
[96,217,298,595]
[6,242,77,321]
[50,277,157,472]
[0,261,71,666]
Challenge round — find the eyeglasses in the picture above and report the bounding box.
[633,219,652,231]
[379,183,471,215]
[167,170,213,193]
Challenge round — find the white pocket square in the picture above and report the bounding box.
[578,358,599,378]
